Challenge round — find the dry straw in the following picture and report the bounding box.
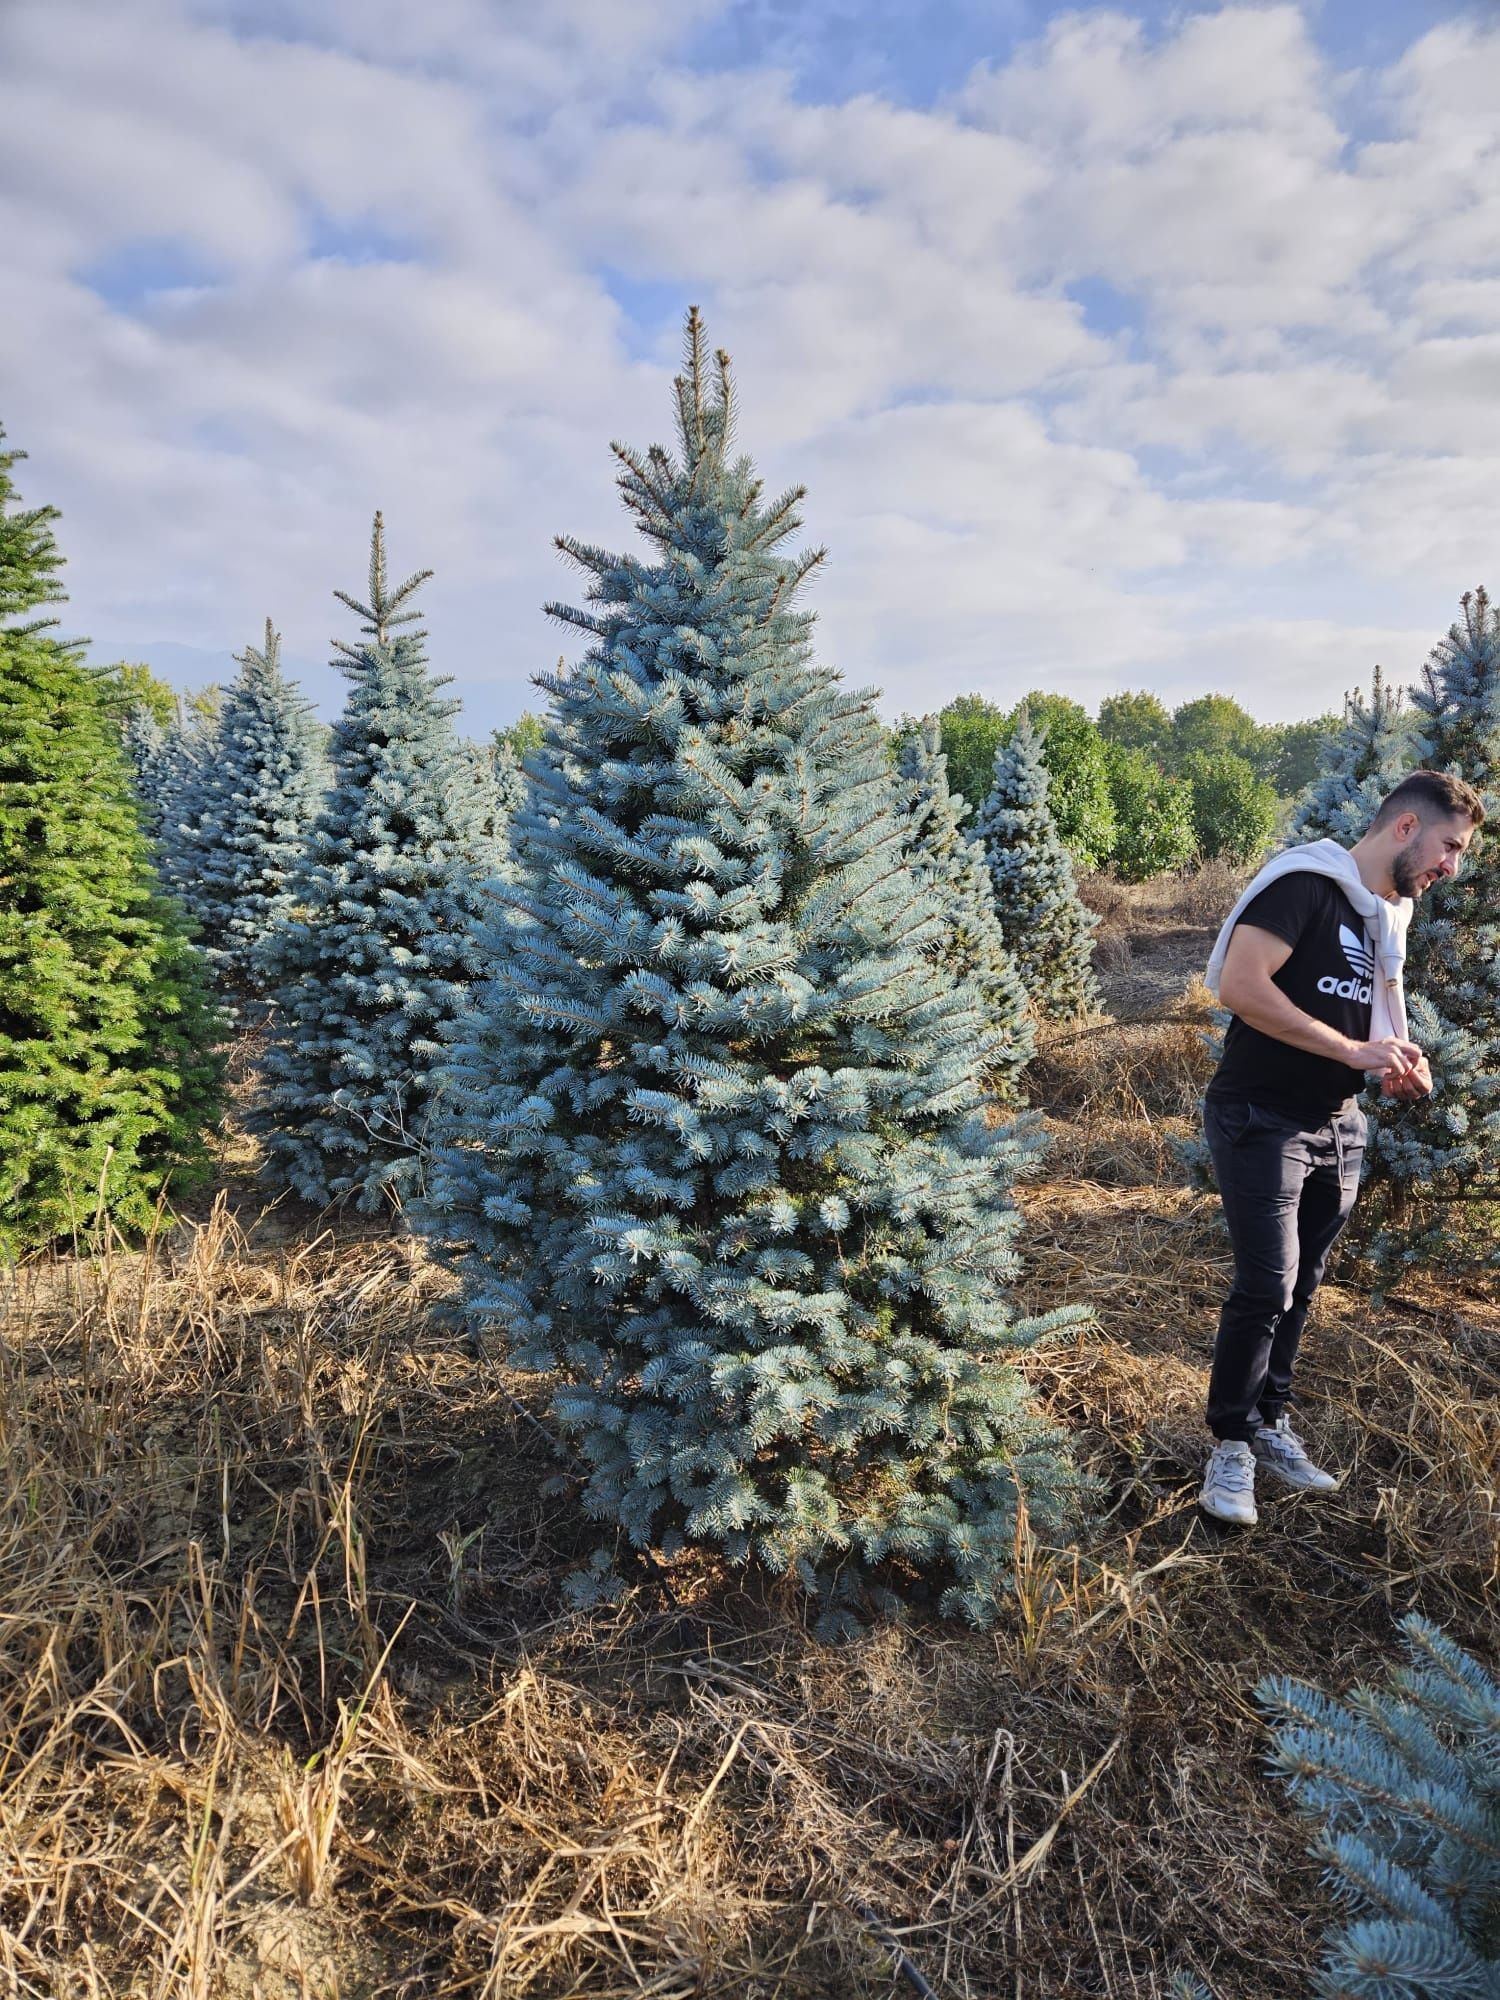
[1,873,1495,1997]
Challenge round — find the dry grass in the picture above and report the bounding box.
[2,867,1496,1999]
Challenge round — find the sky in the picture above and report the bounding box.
[3,0,1499,734]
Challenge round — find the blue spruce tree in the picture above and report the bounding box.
[254,517,495,1213]
[1259,1614,1500,2000]
[896,717,1034,1097]
[418,313,1083,1631]
[168,620,328,1010]
[458,733,527,852]
[120,703,167,832]
[1292,665,1416,846]
[1364,590,1500,1277]
[148,696,222,900]
[974,708,1101,1022]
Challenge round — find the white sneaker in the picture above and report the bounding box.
[1200,1440,1257,1525]
[1252,1416,1338,1493]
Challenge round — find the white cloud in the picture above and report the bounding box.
[1,0,1498,733]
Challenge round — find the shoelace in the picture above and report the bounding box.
[1211,1449,1254,1491]
[1261,1427,1308,1460]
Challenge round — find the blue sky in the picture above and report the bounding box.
[2,0,1498,732]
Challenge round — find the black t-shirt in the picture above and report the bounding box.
[1207,874,1372,1121]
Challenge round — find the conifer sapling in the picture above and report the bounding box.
[167,619,328,1010]
[974,708,1101,1022]
[896,717,1034,1096]
[254,516,497,1213]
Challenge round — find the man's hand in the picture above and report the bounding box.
[1380,1054,1433,1100]
[1350,1035,1425,1081]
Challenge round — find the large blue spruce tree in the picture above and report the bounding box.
[1364,590,1500,1277]
[896,716,1034,1098]
[418,314,1082,1632]
[254,517,496,1213]
[974,709,1101,1022]
[168,620,328,1011]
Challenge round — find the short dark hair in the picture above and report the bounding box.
[1369,769,1487,833]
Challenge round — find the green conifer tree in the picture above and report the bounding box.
[0,429,224,1255]
[253,517,497,1213]
[974,709,1101,1021]
[896,717,1034,1095]
[418,314,1083,1632]
[1363,591,1500,1277]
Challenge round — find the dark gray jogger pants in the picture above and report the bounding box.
[1203,1097,1366,1442]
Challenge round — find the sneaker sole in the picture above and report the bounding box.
[1198,1495,1257,1527]
[1253,1461,1338,1494]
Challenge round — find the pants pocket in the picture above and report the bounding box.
[1206,1100,1258,1146]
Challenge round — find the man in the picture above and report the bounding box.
[1198,770,1485,1526]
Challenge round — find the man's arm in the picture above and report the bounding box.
[1219,923,1424,1081]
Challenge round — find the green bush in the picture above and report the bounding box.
[936,694,1009,821]
[1170,693,1268,772]
[1098,688,1173,761]
[1182,751,1278,863]
[1104,741,1197,881]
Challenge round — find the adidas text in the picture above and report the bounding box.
[1317,975,1372,1002]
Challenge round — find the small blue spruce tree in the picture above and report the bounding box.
[974,708,1101,1022]
[458,733,527,853]
[146,697,222,900]
[1259,1613,1500,2000]
[120,703,167,831]
[254,516,496,1213]
[168,620,328,1010]
[418,313,1083,1632]
[1292,665,1416,846]
[896,717,1034,1097]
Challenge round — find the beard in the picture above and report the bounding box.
[1392,836,1426,899]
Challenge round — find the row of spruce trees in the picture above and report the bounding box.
[1,325,1106,1632]
[9,327,1500,1300]
[5,327,1496,1987]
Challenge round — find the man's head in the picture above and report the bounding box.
[1365,770,1486,898]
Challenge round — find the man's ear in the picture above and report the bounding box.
[1395,811,1421,842]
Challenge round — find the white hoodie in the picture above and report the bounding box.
[1204,838,1413,1053]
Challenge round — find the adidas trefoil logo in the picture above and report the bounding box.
[1317,923,1373,1003]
